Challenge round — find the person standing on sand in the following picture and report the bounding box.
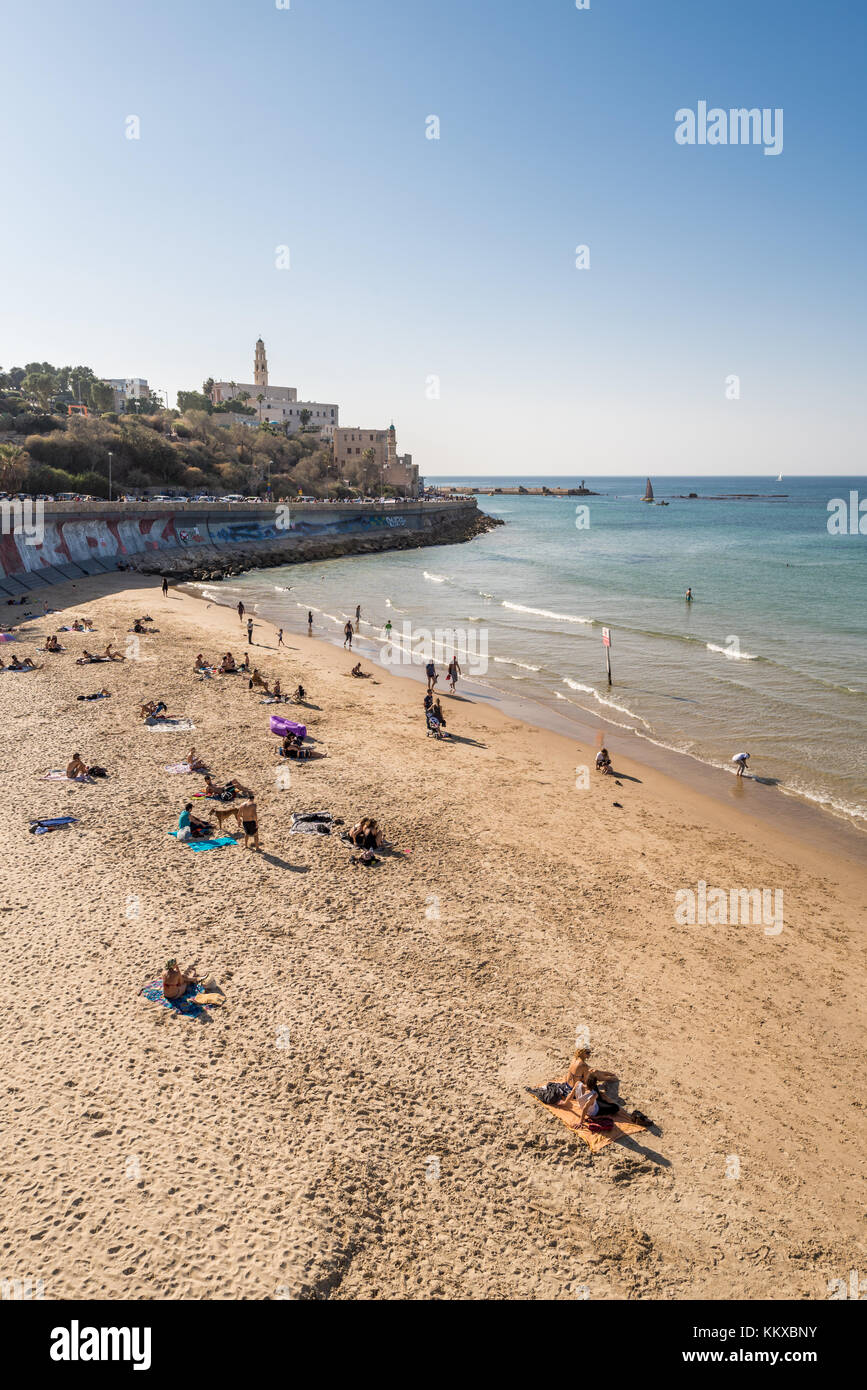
[344,621,353,649]
[238,600,245,622]
[239,797,260,850]
[447,654,461,692]
[247,617,254,645]
[162,577,169,597]
[732,752,750,778]
[426,659,438,692]
[307,611,313,636]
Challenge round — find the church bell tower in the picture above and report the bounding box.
[254,338,268,389]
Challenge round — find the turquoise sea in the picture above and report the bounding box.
[198,476,867,832]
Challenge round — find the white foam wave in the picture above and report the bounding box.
[423,571,447,583]
[494,657,541,672]
[503,601,593,625]
[562,678,651,728]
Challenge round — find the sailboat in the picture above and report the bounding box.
[776,472,783,482]
[643,478,654,502]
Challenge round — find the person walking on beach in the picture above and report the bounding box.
[307,611,313,636]
[355,604,362,630]
[344,621,353,649]
[246,617,254,645]
[732,752,750,778]
[162,577,169,598]
[277,628,285,647]
[447,654,461,693]
[426,659,438,692]
[238,600,245,622]
[384,618,392,641]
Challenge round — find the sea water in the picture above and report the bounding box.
[196,476,867,832]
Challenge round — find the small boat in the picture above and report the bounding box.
[643,478,654,502]
[656,500,669,506]
[776,472,783,482]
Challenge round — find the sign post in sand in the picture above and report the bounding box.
[602,626,612,686]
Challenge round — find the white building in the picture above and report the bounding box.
[108,378,150,412]
[210,339,337,437]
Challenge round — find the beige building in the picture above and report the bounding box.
[210,339,336,436]
[335,423,418,496]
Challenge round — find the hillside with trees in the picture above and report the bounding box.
[0,362,377,500]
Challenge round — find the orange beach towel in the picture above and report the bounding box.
[529,1074,649,1153]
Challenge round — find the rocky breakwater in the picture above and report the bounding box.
[133,504,503,585]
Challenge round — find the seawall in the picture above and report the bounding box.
[0,499,500,597]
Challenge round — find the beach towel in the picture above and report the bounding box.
[145,717,196,731]
[165,763,193,774]
[168,830,236,852]
[29,816,78,835]
[139,979,213,1019]
[528,1074,648,1153]
[42,770,87,781]
[290,811,333,835]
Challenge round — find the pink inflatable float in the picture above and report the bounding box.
[269,714,307,740]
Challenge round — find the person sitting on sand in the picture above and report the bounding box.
[240,652,250,672]
[249,667,267,690]
[76,650,104,664]
[10,654,38,670]
[42,634,62,653]
[293,684,306,702]
[66,752,90,779]
[350,663,371,678]
[161,958,198,1000]
[103,643,124,661]
[177,802,210,841]
[193,653,208,671]
[186,748,207,772]
[595,747,612,775]
[237,797,260,851]
[432,698,447,728]
[348,818,387,850]
[219,652,237,673]
[271,679,282,699]
[280,734,311,760]
[201,773,220,797]
[140,700,168,720]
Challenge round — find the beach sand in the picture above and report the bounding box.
[2,573,865,1300]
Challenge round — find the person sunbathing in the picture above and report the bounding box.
[186,747,207,772]
[193,653,208,671]
[76,689,110,701]
[10,654,38,670]
[161,958,198,1000]
[140,700,168,719]
[66,752,90,778]
[42,634,62,652]
[271,679,281,699]
[103,643,124,661]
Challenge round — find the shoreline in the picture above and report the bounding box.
[189,576,867,873]
[5,567,865,1300]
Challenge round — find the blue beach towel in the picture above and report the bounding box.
[168,830,237,852]
[139,978,211,1018]
[29,816,78,835]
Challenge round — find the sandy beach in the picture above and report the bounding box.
[2,572,865,1301]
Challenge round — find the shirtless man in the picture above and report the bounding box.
[238,797,260,850]
[66,752,89,778]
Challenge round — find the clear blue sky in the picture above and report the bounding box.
[2,0,864,475]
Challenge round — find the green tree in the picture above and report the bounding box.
[0,442,29,490]
[89,381,115,413]
[177,390,213,414]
